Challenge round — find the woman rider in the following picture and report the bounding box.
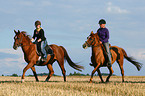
[31,20,47,62]
[96,19,112,67]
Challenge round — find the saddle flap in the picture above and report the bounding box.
[45,45,53,55]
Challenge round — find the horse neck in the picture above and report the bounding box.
[91,45,102,55]
[21,37,35,55]
[91,38,103,56]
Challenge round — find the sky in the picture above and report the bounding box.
[0,0,145,77]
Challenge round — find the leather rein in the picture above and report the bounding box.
[85,37,101,48]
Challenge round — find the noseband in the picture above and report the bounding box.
[15,34,33,47]
[85,37,100,47]
[14,34,23,47]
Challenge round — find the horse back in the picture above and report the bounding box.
[110,46,125,63]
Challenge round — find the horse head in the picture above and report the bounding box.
[13,30,24,50]
[82,31,100,49]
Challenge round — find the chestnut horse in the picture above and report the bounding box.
[13,30,84,82]
[82,31,142,83]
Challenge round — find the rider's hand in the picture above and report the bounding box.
[100,41,102,44]
[38,39,41,42]
[31,38,34,42]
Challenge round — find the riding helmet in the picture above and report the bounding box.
[98,19,106,24]
[35,20,41,27]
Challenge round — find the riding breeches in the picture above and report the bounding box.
[103,42,111,64]
[41,40,48,58]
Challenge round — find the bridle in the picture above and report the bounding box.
[14,33,33,47]
[85,36,101,47]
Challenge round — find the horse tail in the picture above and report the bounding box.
[121,48,142,71]
[60,46,84,71]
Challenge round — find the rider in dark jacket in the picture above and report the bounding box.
[96,19,112,67]
[31,20,47,61]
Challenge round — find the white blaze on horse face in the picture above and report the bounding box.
[14,36,18,39]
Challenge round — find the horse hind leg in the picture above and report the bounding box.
[57,60,66,82]
[117,59,124,82]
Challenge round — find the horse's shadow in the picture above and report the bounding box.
[0,80,22,84]
[124,81,145,83]
[0,80,145,84]
[87,80,145,84]
[0,80,63,84]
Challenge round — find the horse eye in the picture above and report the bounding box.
[14,36,20,39]
[14,36,17,39]
[87,36,91,39]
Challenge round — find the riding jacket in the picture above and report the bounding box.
[97,28,109,43]
[32,28,46,41]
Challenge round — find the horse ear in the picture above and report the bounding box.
[91,31,94,34]
[14,30,17,34]
[18,30,20,34]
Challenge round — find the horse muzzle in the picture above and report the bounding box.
[82,42,88,49]
[13,44,18,50]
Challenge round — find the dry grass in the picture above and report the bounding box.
[0,76,144,96]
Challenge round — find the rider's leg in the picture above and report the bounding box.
[41,40,47,61]
[37,42,43,56]
[103,42,112,67]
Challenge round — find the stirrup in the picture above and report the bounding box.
[41,57,47,62]
[89,63,94,66]
[107,63,112,67]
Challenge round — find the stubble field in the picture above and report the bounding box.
[0,76,144,96]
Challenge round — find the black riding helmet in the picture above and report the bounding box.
[98,19,106,24]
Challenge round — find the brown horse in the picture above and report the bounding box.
[13,30,84,82]
[82,31,142,83]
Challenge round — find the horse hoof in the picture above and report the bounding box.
[89,81,92,83]
[21,79,25,83]
[45,79,49,82]
[101,81,105,83]
[106,80,109,82]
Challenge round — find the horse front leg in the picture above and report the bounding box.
[106,66,114,82]
[45,64,54,82]
[89,64,100,83]
[97,69,104,83]
[21,62,34,82]
[31,66,39,82]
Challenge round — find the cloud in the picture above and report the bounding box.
[107,2,129,14]
[0,48,26,75]
[0,52,19,59]
[18,1,34,6]
[40,1,52,6]
[126,48,145,61]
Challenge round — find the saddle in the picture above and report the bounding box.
[35,44,54,65]
[36,44,53,56]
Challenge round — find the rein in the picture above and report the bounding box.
[86,38,101,48]
[19,34,34,47]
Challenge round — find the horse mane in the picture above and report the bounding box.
[21,31,31,41]
[94,33,100,42]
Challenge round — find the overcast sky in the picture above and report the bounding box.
[0,0,145,76]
